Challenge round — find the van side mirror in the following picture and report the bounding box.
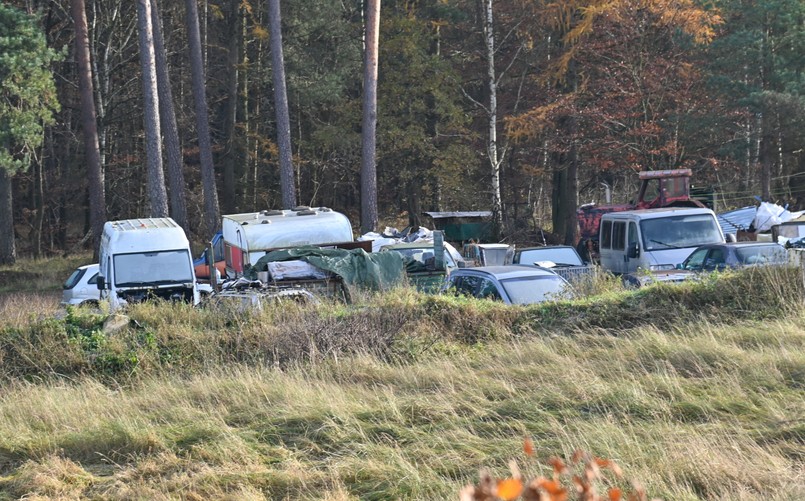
[627,242,640,259]
[96,275,106,290]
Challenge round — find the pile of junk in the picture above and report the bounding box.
[718,201,805,248]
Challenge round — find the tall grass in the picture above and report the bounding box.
[0,264,803,499]
[0,318,802,499]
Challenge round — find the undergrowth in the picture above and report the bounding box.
[0,265,801,383]
[0,265,803,499]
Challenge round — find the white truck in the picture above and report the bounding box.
[97,218,200,311]
[599,207,725,275]
[222,207,356,277]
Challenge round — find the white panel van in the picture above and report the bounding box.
[98,218,199,311]
[599,208,725,274]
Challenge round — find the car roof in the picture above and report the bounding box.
[603,207,714,220]
[453,265,559,279]
[698,242,782,249]
[78,263,99,271]
[517,245,575,251]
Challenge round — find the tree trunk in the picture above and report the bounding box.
[151,0,187,229]
[406,179,421,230]
[71,0,106,258]
[268,0,296,209]
[136,0,169,217]
[185,0,220,234]
[360,0,380,234]
[483,0,503,238]
[564,138,579,246]
[32,153,45,258]
[551,166,567,239]
[221,3,240,213]
[0,168,15,265]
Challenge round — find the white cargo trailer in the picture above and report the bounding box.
[222,207,354,277]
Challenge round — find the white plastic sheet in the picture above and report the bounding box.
[267,260,328,281]
[752,202,805,232]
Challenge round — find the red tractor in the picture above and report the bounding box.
[576,169,706,261]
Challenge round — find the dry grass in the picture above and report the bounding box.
[0,315,803,500]
[0,260,803,499]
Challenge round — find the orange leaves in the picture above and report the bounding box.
[460,442,657,501]
[524,438,535,457]
[498,478,525,500]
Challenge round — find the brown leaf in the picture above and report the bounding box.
[548,456,568,478]
[535,477,568,499]
[608,487,623,501]
[524,437,535,457]
[521,483,544,501]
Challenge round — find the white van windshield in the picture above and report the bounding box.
[114,250,193,286]
[640,214,722,251]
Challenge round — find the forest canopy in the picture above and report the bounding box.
[1,0,803,260]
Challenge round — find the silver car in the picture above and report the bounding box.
[443,265,573,305]
[62,263,101,306]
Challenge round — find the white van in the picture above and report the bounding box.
[222,207,354,277]
[599,208,725,274]
[98,218,199,311]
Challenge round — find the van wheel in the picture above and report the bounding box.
[80,300,99,307]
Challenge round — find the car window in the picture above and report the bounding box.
[516,248,583,266]
[500,276,570,305]
[64,268,86,290]
[601,221,612,249]
[704,248,726,270]
[612,222,626,251]
[736,245,787,265]
[449,275,482,296]
[684,248,708,270]
[87,273,99,284]
[641,214,723,250]
[628,222,638,248]
[477,279,502,300]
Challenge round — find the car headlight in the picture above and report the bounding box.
[649,264,674,271]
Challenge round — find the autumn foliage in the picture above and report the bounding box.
[460,441,658,501]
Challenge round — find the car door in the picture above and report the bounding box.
[625,221,640,273]
[610,221,628,274]
[78,271,99,301]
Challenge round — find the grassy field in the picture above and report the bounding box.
[0,260,803,500]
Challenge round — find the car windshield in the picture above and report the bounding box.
[114,249,193,286]
[517,247,583,266]
[736,245,788,265]
[63,268,86,290]
[500,275,571,304]
[640,214,722,250]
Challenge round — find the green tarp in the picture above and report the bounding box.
[248,246,405,291]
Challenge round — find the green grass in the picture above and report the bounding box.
[0,253,91,294]
[0,260,803,499]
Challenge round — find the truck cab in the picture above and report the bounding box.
[599,208,725,274]
[98,218,199,311]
